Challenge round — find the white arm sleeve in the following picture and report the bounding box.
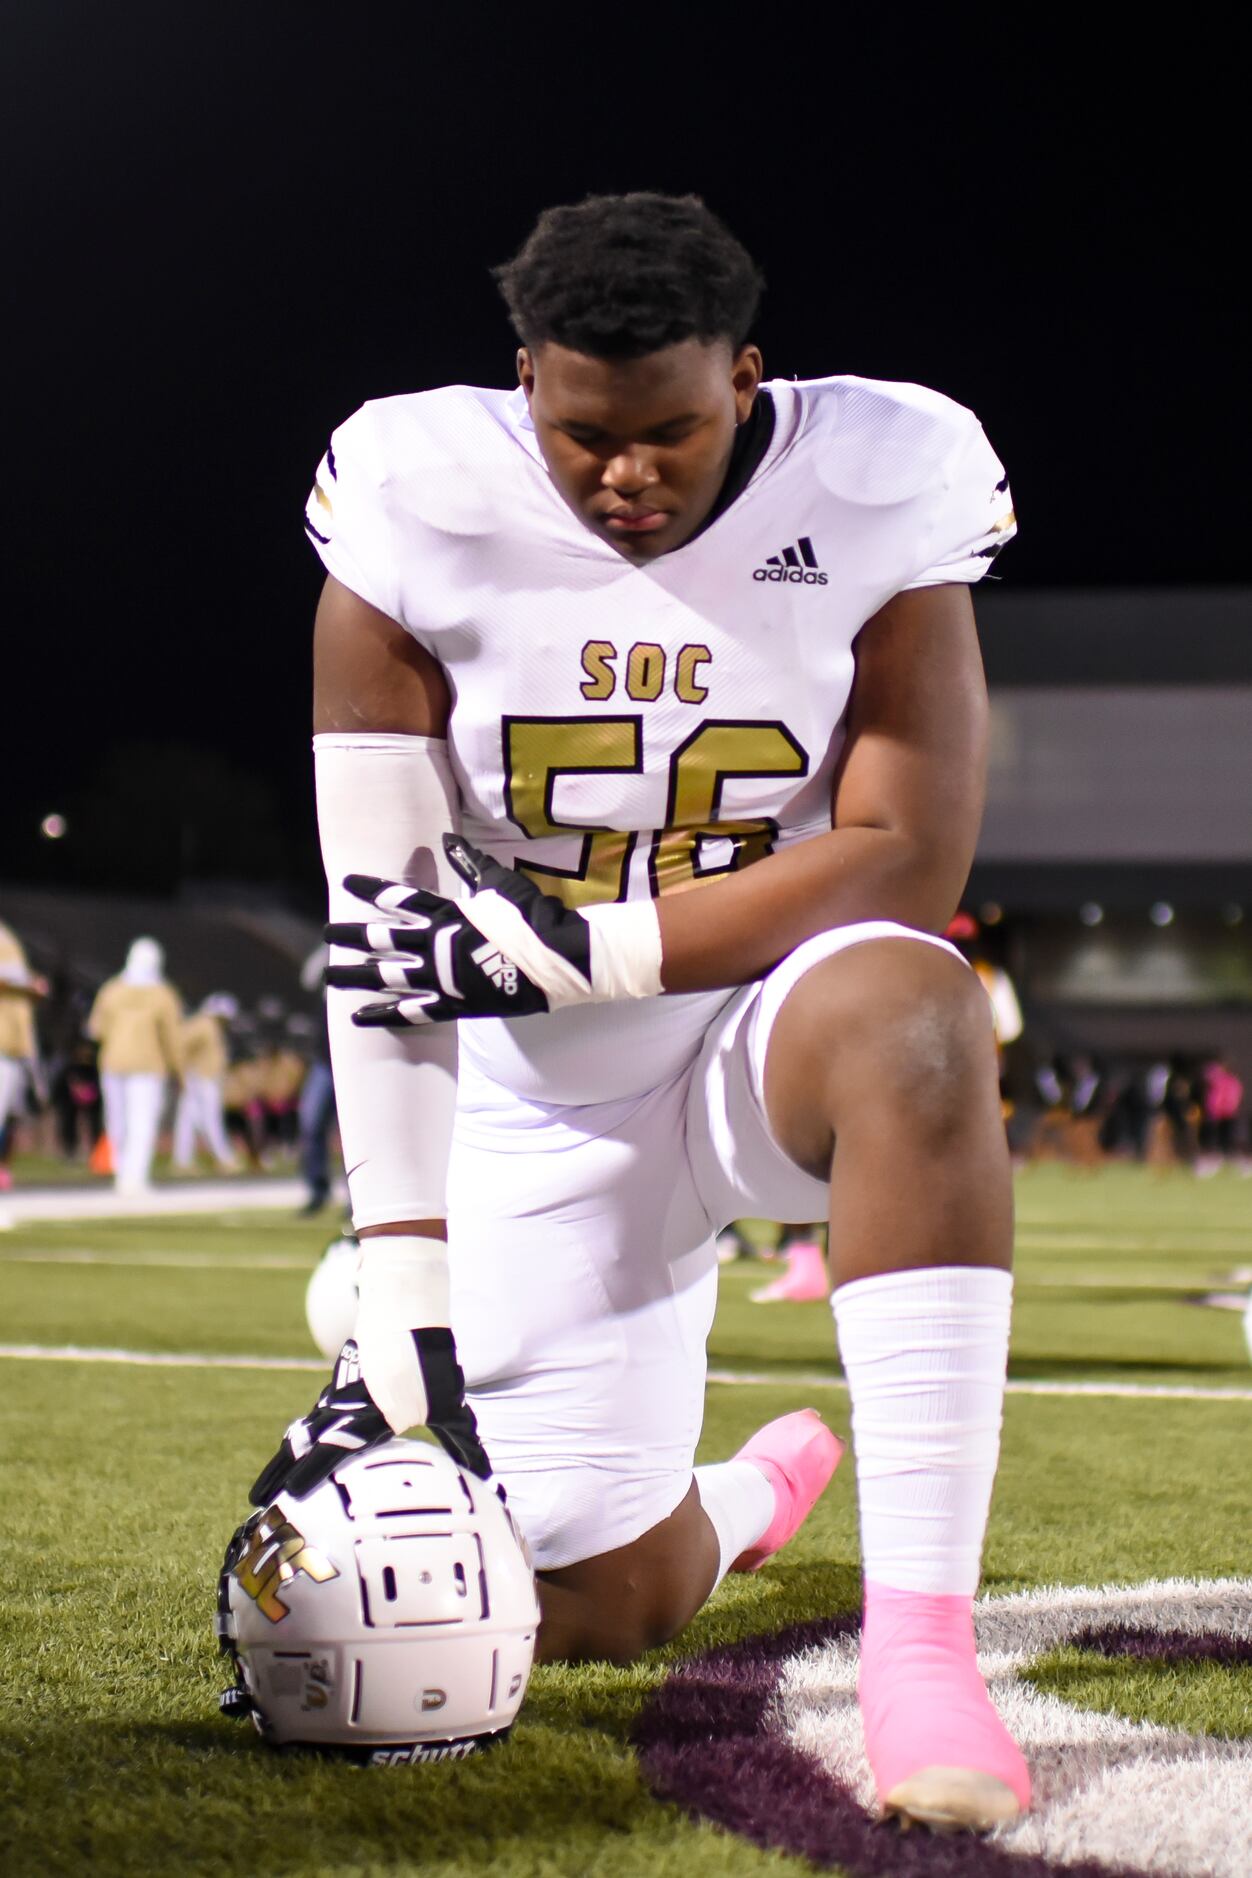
[314,732,461,1230]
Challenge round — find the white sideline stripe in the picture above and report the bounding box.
[0,1250,315,1271]
[709,1367,1252,1401]
[0,1344,325,1371]
[0,1249,1237,1288]
[1016,1232,1251,1252]
[1018,1272,1247,1290]
[1,1248,1236,1291]
[0,1176,315,1226]
[1,1250,1239,1296]
[1006,1378,1252,1400]
[0,1344,1248,1399]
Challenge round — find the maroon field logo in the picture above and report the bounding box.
[635,1579,1252,1877]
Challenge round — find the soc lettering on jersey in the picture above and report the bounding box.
[304,374,1014,1102]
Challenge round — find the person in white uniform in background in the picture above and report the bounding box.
[87,937,183,1196]
[0,917,47,1196]
[251,193,1027,1833]
[172,993,240,1173]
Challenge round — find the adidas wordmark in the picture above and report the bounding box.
[753,536,828,585]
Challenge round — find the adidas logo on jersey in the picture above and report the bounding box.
[472,941,520,997]
[753,537,827,584]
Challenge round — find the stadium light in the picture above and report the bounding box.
[1149,901,1175,926]
[1079,902,1104,926]
[39,813,68,840]
[979,901,1004,925]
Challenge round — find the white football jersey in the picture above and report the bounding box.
[306,375,1014,1103]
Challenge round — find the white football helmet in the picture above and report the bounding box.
[305,1231,359,1360]
[217,1439,540,1763]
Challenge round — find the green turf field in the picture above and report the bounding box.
[0,1166,1248,1876]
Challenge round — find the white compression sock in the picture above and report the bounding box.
[832,1265,1012,1596]
[694,1460,777,1589]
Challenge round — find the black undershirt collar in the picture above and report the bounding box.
[684,389,777,547]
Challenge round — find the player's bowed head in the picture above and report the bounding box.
[493,191,766,559]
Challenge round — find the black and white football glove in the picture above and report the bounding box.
[249,1330,491,1505]
[323,834,662,1027]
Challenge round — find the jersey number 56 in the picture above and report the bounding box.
[502,716,808,907]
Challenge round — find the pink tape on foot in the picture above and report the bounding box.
[749,1242,829,1303]
[859,1581,1031,1821]
[731,1409,844,1571]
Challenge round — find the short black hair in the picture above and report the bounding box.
[493,192,765,360]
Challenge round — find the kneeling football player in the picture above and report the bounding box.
[253,192,1028,1831]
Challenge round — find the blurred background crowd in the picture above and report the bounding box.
[0,908,336,1213]
[2,886,1248,1215]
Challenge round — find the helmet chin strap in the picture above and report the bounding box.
[215,1514,261,1725]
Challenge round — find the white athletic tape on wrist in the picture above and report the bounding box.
[353,1234,451,1435]
[314,733,460,1230]
[461,890,663,1007]
[582,899,665,1001]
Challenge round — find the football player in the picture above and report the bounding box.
[254,193,1027,1830]
[0,917,47,1193]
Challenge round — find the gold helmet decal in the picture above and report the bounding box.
[231,1507,339,1624]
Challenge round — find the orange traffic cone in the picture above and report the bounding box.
[89,1133,114,1176]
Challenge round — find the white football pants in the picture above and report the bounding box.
[101,1072,166,1194]
[449,921,965,1571]
[0,1056,26,1132]
[173,1074,236,1169]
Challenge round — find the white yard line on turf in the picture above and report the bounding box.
[1003,1378,1252,1400]
[0,1250,1238,1290]
[1016,1233,1250,1252]
[0,1344,325,1371]
[0,1177,317,1227]
[0,1249,315,1270]
[0,1249,1237,1288]
[708,1369,1252,1401]
[0,1344,1248,1399]
[1017,1273,1248,1290]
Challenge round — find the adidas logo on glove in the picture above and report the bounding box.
[753,536,827,585]
[471,941,520,996]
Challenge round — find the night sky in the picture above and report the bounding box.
[4,9,1241,903]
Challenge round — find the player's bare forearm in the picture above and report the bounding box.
[657,824,967,992]
[657,586,988,994]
